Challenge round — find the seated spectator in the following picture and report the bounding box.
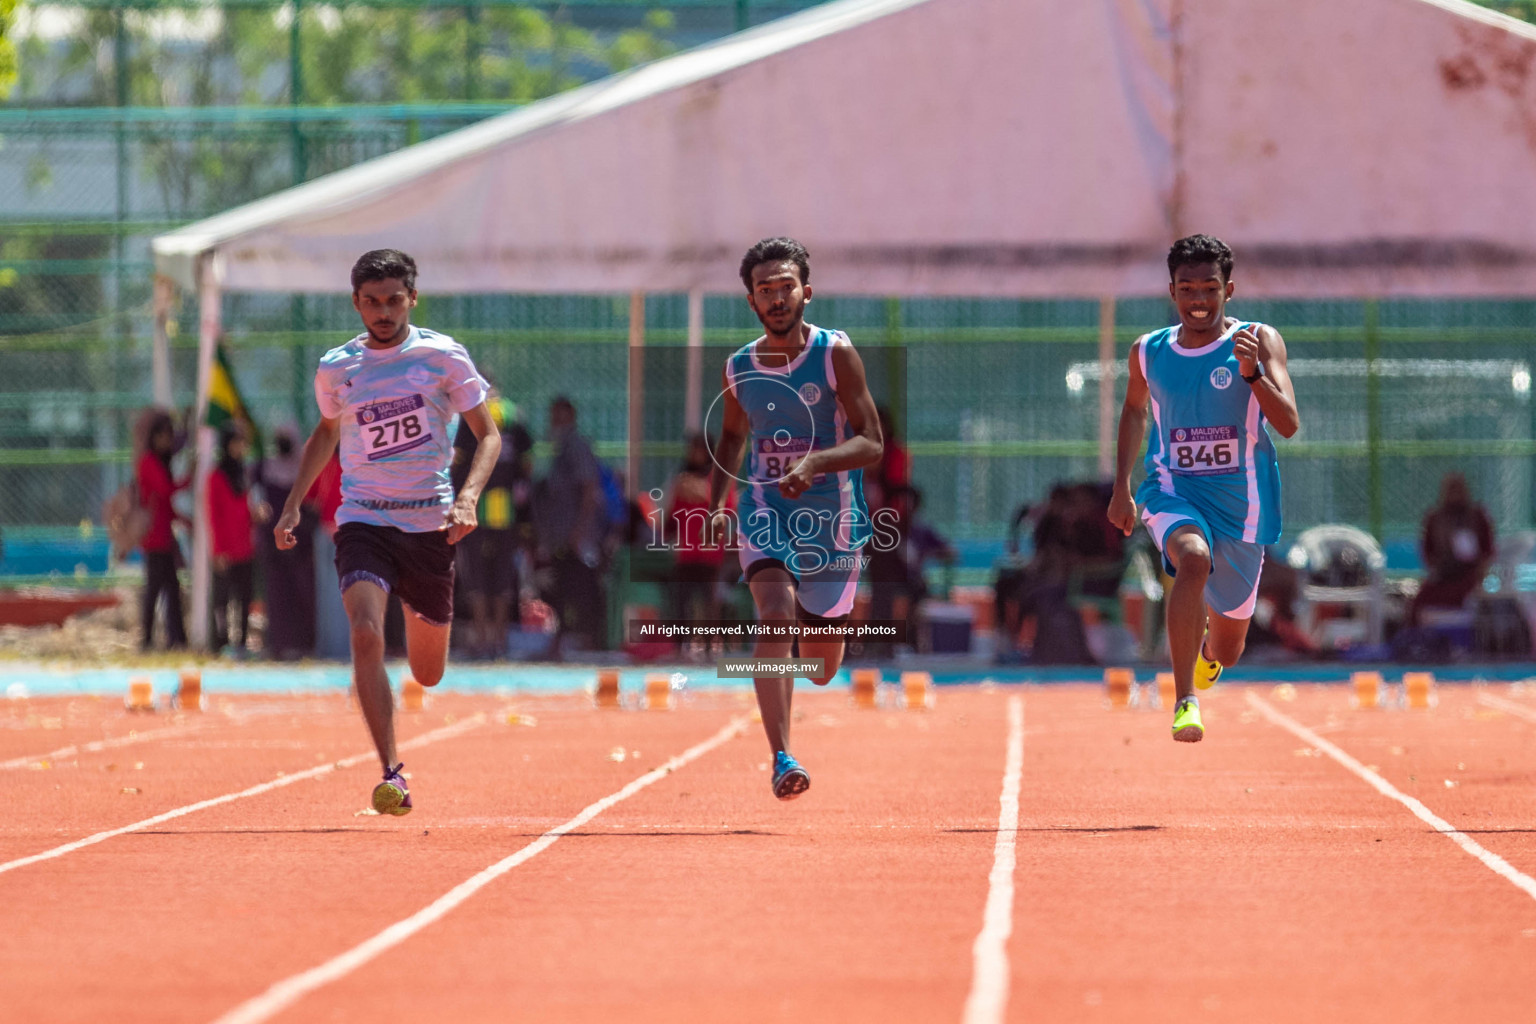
[1244,550,1319,658]
[1411,473,1495,625]
[994,481,1128,664]
[866,485,953,657]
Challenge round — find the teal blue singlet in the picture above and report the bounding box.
[726,326,871,585]
[1135,320,1282,546]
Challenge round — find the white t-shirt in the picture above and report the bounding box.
[314,326,487,533]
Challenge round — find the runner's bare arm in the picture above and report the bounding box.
[445,402,500,544]
[274,416,340,550]
[779,343,883,500]
[1233,325,1300,438]
[1107,341,1150,537]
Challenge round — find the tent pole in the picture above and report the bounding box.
[685,288,704,434]
[627,291,646,497]
[1365,298,1383,540]
[151,275,175,407]
[1097,295,1117,479]
[190,254,223,651]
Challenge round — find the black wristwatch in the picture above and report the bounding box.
[1242,363,1265,384]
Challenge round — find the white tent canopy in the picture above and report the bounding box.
[153,0,1536,299]
[152,0,1536,647]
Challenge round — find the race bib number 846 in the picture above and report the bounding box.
[1170,425,1240,476]
[358,395,433,461]
[755,436,826,484]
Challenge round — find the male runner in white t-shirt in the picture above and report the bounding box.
[275,249,501,815]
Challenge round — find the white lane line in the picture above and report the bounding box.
[1478,692,1536,725]
[210,714,750,1024]
[0,722,202,771]
[0,715,486,877]
[962,694,1025,1024]
[1248,693,1536,902]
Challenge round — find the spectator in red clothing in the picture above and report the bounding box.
[865,406,910,512]
[666,434,733,642]
[208,427,256,654]
[311,449,344,536]
[136,410,190,650]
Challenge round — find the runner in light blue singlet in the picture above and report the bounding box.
[708,237,886,800]
[726,325,871,617]
[1136,319,1282,617]
[1109,235,1301,744]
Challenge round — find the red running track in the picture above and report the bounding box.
[0,681,1534,1022]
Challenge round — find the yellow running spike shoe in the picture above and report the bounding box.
[1171,697,1205,743]
[1195,647,1223,690]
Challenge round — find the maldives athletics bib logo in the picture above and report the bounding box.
[1209,366,1234,390]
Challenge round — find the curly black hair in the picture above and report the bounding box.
[351,249,418,293]
[1167,234,1234,283]
[739,237,810,291]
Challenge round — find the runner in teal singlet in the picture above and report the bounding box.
[708,238,884,800]
[1109,235,1301,743]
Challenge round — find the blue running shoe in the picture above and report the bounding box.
[771,751,810,800]
[372,762,412,816]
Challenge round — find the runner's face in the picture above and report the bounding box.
[747,261,811,337]
[353,278,417,344]
[1169,262,1233,334]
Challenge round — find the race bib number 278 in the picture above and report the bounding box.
[357,395,433,461]
[1170,425,1240,476]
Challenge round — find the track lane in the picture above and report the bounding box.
[0,694,745,1024]
[1007,683,1536,1023]
[270,688,1015,1024]
[1257,685,1536,871]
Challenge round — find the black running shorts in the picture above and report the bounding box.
[335,521,456,626]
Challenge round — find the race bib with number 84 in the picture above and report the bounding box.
[755,436,826,485]
[357,395,433,461]
[1170,425,1240,476]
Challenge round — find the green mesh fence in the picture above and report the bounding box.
[5,292,1532,551]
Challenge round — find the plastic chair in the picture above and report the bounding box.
[1288,525,1386,648]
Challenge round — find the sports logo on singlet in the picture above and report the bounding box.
[1170,426,1239,476]
[798,382,822,404]
[357,395,433,461]
[1209,367,1233,390]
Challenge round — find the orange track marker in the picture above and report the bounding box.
[901,671,932,710]
[1404,671,1435,709]
[126,677,154,712]
[645,673,672,711]
[851,668,879,709]
[595,669,621,709]
[401,677,425,712]
[1352,671,1382,709]
[1104,667,1134,709]
[176,668,202,712]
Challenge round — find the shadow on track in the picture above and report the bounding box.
[943,825,1164,834]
